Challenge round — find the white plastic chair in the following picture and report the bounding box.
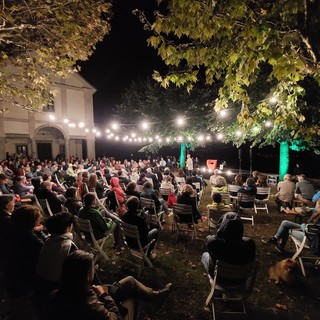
[254,187,271,214]
[290,224,320,277]
[228,184,241,203]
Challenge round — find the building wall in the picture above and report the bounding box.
[0,73,96,160]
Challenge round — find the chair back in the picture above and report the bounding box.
[38,198,54,217]
[160,187,172,196]
[175,177,186,184]
[122,222,143,248]
[173,203,194,223]
[255,187,270,201]
[140,197,156,212]
[193,182,201,192]
[238,193,255,208]
[228,185,241,199]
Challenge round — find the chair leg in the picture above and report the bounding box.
[299,257,306,277]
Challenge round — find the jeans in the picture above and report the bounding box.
[118,276,154,300]
[275,220,306,248]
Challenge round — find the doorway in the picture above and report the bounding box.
[37,143,52,161]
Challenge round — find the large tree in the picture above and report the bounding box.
[135,0,320,178]
[114,78,218,167]
[0,0,112,112]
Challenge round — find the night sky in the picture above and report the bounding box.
[80,0,163,125]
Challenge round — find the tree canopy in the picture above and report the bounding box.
[0,0,112,112]
[114,78,218,152]
[135,0,320,150]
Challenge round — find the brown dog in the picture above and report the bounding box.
[269,258,300,284]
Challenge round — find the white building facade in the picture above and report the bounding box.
[0,74,96,161]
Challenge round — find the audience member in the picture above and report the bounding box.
[78,193,117,241]
[141,181,170,216]
[36,211,77,293]
[48,250,172,320]
[177,184,201,223]
[201,212,256,277]
[122,196,159,258]
[275,174,295,212]
[209,169,227,187]
[125,182,141,199]
[64,187,82,215]
[110,177,125,204]
[207,193,231,211]
[294,174,315,202]
[5,205,44,297]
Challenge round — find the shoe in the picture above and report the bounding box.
[158,283,173,295]
[154,283,173,308]
[261,237,278,245]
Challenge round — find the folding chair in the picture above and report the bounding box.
[254,187,271,214]
[37,198,54,218]
[205,260,258,320]
[73,215,112,263]
[140,197,164,230]
[290,224,320,277]
[173,203,197,242]
[228,185,240,203]
[122,222,155,276]
[54,173,69,189]
[208,207,231,234]
[237,193,255,226]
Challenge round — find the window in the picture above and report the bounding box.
[43,97,55,112]
[16,145,28,156]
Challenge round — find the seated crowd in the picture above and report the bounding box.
[1,153,319,319]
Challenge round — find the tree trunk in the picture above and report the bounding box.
[279,141,289,181]
[179,143,186,168]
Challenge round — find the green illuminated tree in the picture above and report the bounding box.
[0,0,112,112]
[114,78,218,167]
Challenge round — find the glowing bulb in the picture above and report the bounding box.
[166,137,170,142]
[63,118,69,124]
[96,132,101,137]
[265,121,272,127]
[92,128,97,133]
[270,96,277,104]
[235,130,242,137]
[176,117,185,127]
[68,123,76,128]
[85,128,89,133]
[148,137,153,142]
[49,115,55,121]
[220,110,227,117]
[206,135,211,141]
[115,136,119,141]
[111,123,118,130]
[105,129,110,133]
[217,133,224,140]
[78,122,84,128]
[131,132,136,138]
[177,136,183,142]
[141,122,149,130]
[197,135,204,141]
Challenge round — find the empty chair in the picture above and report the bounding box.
[254,187,271,214]
[173,203,197,242]
[205,260,258,320]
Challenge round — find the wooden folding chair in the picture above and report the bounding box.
[173,203,197,242]
[121,222,155,276]
[206,260,258,320]
[73,215,113,263]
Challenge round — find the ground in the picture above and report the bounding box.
[102,183,320,320]
[1,183,319,320]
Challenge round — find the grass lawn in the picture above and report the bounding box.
[100,183,320,320]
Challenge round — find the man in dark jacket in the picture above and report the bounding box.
[201,212,256,277]
[122,196,158,257]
